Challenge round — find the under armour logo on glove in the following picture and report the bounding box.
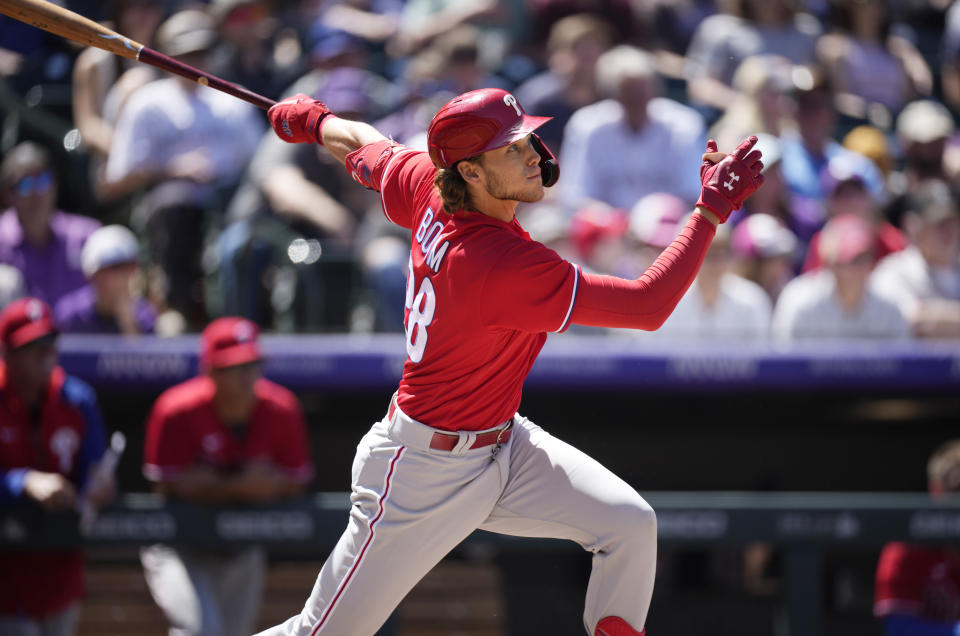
[696,136,764,223]
[267,93,334,145]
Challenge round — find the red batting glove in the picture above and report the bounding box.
[696,136,765,223]
[268,93,334,145]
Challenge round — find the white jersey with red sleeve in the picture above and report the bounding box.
[347,141,580,431]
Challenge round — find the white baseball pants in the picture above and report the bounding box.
[255,400,656,636]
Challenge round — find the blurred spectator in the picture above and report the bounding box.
[884,99,956,230]
[625,191,690,277]
[631,0,718,55]
[206,0,302,101]
[652,223,773,340]
[778,65,885,244]
[709,54,795,153]
[567,203,629,275]
[843,124,895,179]
[560,45,705,212]
[0,297,116,636]
[305,23,373,74]
[523,0,634,52]
[734,132,795,227]
[517,201,576,261]
[802,154,907,272]
[875,438,960,634]
[940,0,960,113]
[871,179,960,339]
[0,263,24,309]
[102,9,265,330]
[0,9,74,98]
[684,0,821,115]
[141,317,313,636]
[772,213,910,340]
[313,0,404,50]
[54,224,156,335]
[815,0,932,124]
[221,67,404,331]
[731,212,799,304]
[406,24,512,98]
[71,0,165,176]
[0,142,101,307]
[389,0,529,74]
[514,13,612,155]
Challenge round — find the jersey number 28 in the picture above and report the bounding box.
[404,257,436,363]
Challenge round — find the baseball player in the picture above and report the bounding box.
[257,88,763,636]
[0,297,116,636]
[874,439,960,634]
[141,317,314,636]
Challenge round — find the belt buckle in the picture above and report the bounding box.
[491,420,513,458]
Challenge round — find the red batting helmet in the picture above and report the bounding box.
[427,88,559,186]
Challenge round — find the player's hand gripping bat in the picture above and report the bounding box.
[0,0,276,110]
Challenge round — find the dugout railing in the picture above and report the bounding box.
[6,491,960,635]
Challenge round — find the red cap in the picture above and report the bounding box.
[818,213,876,265]
[0,297,58,351]
[200,317,261,369]
[427,88,551,168]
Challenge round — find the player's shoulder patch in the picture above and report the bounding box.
[346,139,406,191]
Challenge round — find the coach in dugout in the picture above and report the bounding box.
[0,297,116,636]
[140,317,313,636]
[875,440,960,635]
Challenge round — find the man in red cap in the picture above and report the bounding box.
[258,88,764,636]
[0,297,116,636]
[140,316,313,636]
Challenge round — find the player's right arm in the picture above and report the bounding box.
[266,94,388,166]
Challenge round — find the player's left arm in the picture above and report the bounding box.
[571,136,763,330]
[266,94,388,166]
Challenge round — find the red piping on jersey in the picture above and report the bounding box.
[310,445,406,634]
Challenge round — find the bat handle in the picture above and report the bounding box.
[137,47,276,110]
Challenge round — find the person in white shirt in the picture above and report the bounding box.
[773,213,910,340]
[559,45,706,212]
[870,179,960,338]
[101,8,265,329]
[650,222,772,341]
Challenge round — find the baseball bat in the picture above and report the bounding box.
[78,431,126,536]
[0,0,276,110]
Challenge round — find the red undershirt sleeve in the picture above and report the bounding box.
[570,212,717,330]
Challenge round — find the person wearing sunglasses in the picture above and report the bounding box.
[0,142,102,308]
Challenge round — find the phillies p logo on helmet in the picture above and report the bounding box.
[426,88,559,186]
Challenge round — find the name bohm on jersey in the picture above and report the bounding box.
[414,207,450,273]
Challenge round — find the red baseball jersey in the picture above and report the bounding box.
[0,363,107,617]
[875,542,960,621]
[348,142,579,431]
[143,376,313,483]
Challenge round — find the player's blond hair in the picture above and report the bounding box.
[928,440,960,493]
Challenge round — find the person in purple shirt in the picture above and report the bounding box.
[54,224,156,335]
[0,142,100,307]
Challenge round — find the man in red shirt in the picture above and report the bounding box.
[875,440,960,635]
[256,88,763,636]
[0,297,115,636]
[141,317,313,636]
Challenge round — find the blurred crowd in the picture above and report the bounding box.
[0,0,958,340]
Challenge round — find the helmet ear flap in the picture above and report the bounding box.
[530,134,559,187]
